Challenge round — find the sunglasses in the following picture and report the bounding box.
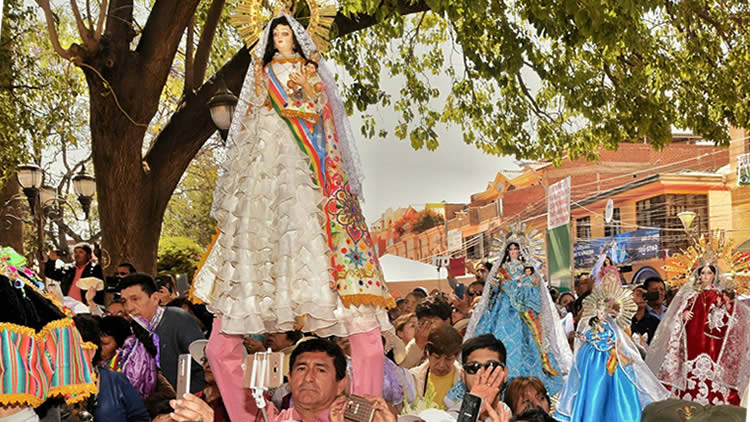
[463,360,505,374]
[116,271,129,276]
[466,291,482,297]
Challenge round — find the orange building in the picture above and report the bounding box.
[375,137,739,283]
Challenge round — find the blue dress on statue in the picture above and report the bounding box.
[473,260,563,395]
[554,321,642,422]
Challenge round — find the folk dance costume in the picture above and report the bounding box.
[647,231,750,406]
[190,7,393,420]
[554,273,669,422]
[462,223,572,397]
[0,248,97,412]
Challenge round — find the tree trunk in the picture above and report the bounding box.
[84,56,168,275]
[0,176,24,253]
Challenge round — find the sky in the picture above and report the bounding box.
[338,40,524,223]
[350,114,520,224]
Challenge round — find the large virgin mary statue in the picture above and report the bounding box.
[192,12,394,338]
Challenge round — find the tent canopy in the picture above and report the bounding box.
[379,254,446,282]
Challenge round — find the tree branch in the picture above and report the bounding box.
[516,72,554,122]
[35,0,73,60]
[334,0,429,38]
[86,0,93,29]
[137,0,201,100]
[193,0,225,89]
[94,0,109,41]
[185,16,195,93]
[69,0,95,50]
[104,0,135,43]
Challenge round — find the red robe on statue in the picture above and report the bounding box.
[668,289,740,405]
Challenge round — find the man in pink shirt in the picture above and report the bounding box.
[44,242,104,305]
[174,323,393,422]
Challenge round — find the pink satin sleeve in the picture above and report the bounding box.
[348,328,385,397]
[205,319,260,421]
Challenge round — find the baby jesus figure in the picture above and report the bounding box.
[282,59,324,124]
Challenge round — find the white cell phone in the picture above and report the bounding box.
[243,351,284,389]
[176,353,192,397]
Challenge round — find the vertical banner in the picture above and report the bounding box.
[547,177,572,290]
[547,224,572,290]
[738,152,750,186]
[548,177,571,229]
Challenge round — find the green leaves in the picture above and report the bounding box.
[327,0,750,162]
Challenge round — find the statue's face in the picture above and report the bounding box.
[273,24,294,55]
[700,266,715,285]
[508,244,520,260]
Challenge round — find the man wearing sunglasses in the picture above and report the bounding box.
[447,334,512,421]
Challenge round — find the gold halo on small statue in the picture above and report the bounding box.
[581,274,637,331]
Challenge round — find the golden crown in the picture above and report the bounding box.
[231,0,337,52]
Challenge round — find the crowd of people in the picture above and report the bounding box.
[0,235,744,422]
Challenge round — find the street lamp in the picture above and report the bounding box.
[39,185,57,210]
[207,78,238,137]
[677,211,697,232]
[16,163,42,214]
[72,166,96,218]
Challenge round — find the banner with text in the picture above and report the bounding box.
[548,177,571,229]
[573,229,661,268]
[546,224,572,290]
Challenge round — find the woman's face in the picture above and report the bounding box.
[508,244,520,260]
[700,266,715,285]
[398,316,417,343]
[100,335,117,362]
[559,294,574,309]
[514,387,550,415]
[604,257,612,266]
[273,24,294,55]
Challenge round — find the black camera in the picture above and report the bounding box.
[105,276,121,293]
[154,275,174,293]
[643,291,660,301]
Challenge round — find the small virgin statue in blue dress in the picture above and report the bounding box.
[554,277,669,422]
[461,224,572,400]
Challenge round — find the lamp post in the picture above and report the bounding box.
[16,164,45,266]
[207,78,238,140]
[17,164,42,214]
[72,166,96,237]
[677,211,701,245]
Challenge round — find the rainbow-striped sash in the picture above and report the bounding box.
[520,310,559,377]
[265,65,327,190]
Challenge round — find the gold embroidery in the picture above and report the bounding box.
[271,56,305,65]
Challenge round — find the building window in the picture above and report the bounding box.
[604,208,621,237]
[636,194,708,254]
[576,216,591,240]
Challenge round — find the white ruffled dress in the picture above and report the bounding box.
[192,54,392,337]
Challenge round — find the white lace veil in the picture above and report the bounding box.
[556,315,669,418]
[216,12,365,216]
[464,249,572,376]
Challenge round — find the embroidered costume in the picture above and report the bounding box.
[0,247,97,409]
[191,11,393,338]
[555,275,669,422]
[647,231,750,406]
